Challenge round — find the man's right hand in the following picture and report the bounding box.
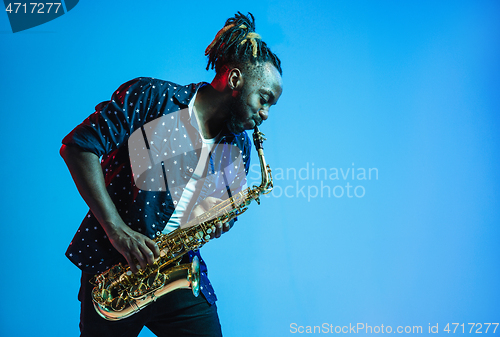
[60,144,160,274]
[105,221,161,273]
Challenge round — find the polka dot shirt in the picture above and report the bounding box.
[62,77,251,304]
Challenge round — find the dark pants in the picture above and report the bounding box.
[79,272,223,337]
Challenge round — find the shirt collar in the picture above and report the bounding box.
[172,82,208,106]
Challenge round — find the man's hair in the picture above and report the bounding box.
[205,12,282,76]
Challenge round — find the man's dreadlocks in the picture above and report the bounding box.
[205,12,282,76]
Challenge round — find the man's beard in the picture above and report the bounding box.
[226,92,248,134]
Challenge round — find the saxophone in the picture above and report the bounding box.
[91,126,273,320]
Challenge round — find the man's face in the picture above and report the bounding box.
[227,62,283,133]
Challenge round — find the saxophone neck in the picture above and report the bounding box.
[252,126,273,194]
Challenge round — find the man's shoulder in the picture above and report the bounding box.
[127,77,203,91]
[125,77,207,106]
[121,77,183,93]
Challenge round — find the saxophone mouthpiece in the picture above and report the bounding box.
[253,126,264,150]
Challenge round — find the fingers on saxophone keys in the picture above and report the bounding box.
[145,239,160,263]
[137,247,154,266]
[132,249,149,272]
[209,225,216,240]
[153,242,160,257]
[223,221,230,232]
[125,253,143,274]
[145,251,155,265]
[215,222,223,239]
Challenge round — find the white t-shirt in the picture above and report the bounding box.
[162,93,219,233]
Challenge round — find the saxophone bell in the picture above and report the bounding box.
[190,255,200,297]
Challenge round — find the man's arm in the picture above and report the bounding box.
[60,144,160,273]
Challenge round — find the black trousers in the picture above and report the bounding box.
[79,272,223,337]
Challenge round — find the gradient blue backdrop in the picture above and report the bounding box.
[1,1,499,336]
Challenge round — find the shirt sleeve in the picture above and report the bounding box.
[62,77,159,156]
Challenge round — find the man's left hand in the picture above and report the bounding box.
[188,196,230,239]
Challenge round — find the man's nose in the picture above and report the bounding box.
[259,107,269,121]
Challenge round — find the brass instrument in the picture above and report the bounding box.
[91,126,273,320]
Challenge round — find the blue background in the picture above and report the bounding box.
[1,1,499,336]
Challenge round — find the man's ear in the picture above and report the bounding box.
[227,68,244,91]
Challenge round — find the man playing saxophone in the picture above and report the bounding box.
[60,12,283,337]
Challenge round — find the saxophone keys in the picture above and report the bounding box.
[130,281,148,298]
[100,289,111,301]
[111,293,127,311]
[157,273,166,284]
[146,270,160,288]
